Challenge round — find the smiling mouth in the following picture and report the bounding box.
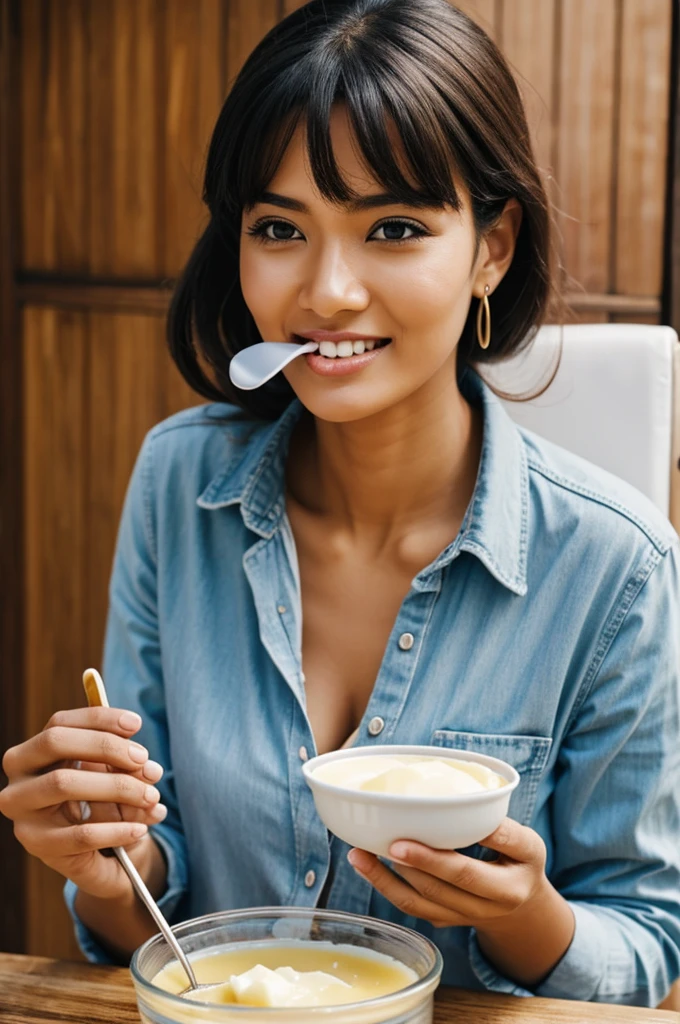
[293,336,392,359]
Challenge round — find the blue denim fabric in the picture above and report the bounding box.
[64,372,680,1005]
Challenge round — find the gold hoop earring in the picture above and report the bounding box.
[476,284,491,350]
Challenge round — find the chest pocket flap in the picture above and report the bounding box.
[432,730,552,831]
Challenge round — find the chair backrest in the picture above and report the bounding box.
[484,323,680,533]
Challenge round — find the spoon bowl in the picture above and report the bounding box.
[229,341,319,390]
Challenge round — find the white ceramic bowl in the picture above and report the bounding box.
[302,745,519,857]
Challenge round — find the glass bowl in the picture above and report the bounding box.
[130,907,443,1024]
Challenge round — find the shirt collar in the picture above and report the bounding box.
[197,371,528,595]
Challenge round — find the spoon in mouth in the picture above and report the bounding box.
[229,341,319,390]
[82,668,227,1001]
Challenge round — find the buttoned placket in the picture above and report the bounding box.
[242,510,334,906]
[322,572,443,916]
[233,397,460,912]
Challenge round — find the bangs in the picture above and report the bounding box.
[223,35,468,217]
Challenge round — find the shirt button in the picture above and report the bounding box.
[304,869,316,888]
[398,632,415,651]
[299,746,309,762]
[368,716,385,736]
[277,604,287,614]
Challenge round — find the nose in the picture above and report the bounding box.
[298,243,370,317]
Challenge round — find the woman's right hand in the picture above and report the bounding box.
[0,707,167,900]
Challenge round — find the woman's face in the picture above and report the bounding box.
[240,106,488,423]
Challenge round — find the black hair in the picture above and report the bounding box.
[168,0,554,419]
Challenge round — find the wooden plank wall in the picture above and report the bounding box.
[1,0,673,960]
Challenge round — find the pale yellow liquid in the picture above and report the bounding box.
[153,942,417,1006]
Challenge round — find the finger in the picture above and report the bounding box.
[91,801,168,826]
[78,758,164,784]
[14,818,149,859]
[478,819,546,865]
[2,709,143,778]
[390,861,494,919]
[2,769,161,815]
[62,794,170,827]
[5,728,154,779]
[388,842,508,901]
[348,849,466,926]
[45,707,142,734]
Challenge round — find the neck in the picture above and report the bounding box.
[288,369,482,546]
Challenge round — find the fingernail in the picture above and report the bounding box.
[347,850,363,871]
[119,711,142,730]
[131,824,148,838]
[142,760,163,782]
[128,743,148,764]
[144,785,160,804]
[150,803,168,822]
[390,842,409,860]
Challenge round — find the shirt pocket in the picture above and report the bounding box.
[431,730,553,859]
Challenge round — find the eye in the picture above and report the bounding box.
[246,219,304,243]
[369,219,429,243]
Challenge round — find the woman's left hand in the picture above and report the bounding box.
[347,817,550,932]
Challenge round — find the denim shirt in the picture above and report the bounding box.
[65,372,680,1006]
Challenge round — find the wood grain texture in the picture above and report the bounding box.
[0,0,26,957]
[0,954,678,1024]
[163,0,223,274]
[452,0,499,42]
[555,0,617,294]
[17,278,175,315]
[226,0,279,84]
[21,308,198,958]
[500,0,556,194]
[20,0,222,278]
[615,0,672,297]
[23,307,89,961]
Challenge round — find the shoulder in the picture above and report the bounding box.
[132,402,282,520]
[519,426,677,559]
[146,402,262,447]
[142,402,270,475]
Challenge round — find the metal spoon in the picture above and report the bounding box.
[229,341,319,390]
[82,668,226,1000]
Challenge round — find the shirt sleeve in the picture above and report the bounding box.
[64,433,190,964]
[470,539,680,1005]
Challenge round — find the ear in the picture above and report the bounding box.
[471,199,523,298]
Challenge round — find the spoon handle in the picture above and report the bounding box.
[82,668,198,991]
[112,843,198,989]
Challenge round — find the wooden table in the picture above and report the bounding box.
[0,954,678,1024]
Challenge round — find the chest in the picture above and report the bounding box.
[288,511,457,754]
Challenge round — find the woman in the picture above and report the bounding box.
[2,0,679,1006]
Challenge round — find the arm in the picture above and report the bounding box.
[349,539,680,1004]
[65,433,190,963]
[73,834,167,960]
[522,539,680,1004]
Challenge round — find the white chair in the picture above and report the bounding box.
[484,323,680,534]
[487,322,680,1010]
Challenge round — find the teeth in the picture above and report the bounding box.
[316,339,382,359]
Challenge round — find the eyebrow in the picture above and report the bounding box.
[251,190,444,213]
